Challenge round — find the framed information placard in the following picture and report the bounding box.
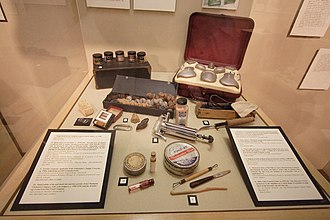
[11,129,116,211]
[226,126,329,207]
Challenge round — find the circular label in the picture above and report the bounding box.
[164,142,199,169]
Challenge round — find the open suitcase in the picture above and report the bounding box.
[174,12,254,103]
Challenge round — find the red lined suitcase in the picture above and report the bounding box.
[174,12,254,103]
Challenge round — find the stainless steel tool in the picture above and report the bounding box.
[152,112,214,143]
[189,170,231,188]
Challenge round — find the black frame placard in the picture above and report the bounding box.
[226,126,329,207]
[11,129,116,211]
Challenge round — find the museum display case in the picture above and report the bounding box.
[0,0,329,219]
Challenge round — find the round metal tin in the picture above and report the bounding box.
[163,142,200,176]
[123,152,146,176]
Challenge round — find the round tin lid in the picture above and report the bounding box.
[123,152,146,176]
[164,142,200,169]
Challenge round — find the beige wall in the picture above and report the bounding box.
[77,0,253,71]
[0,0,88,153]
[242,0,330,170]
[77,0,329,171]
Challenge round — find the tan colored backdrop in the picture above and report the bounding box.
[0,0,329,179]
[77,0,330,172]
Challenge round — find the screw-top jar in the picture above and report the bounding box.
[128,51,137,63]
[92,53,103,66]
[175,97,189,126]
[123,152,146,176]
[115,50,125,62]
[137,51,146,63]
[104,51,113,63]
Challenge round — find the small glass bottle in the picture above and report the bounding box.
[137,51,146,63]
[150,151,156,173]
[127,51,136,63]
[175,97,189,126]
[128,178,155,193]
[104,51,113,63]
[115,50,125,62]
[92,53,103,66]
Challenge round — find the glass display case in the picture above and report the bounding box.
[0,0,329,219]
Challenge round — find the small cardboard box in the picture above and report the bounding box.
[103,75,177,118]
[174,12,254,103]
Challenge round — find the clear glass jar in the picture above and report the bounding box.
[127,51,136,63]
[115,50,125,62]
[104,51,113,63]
[92,53,103,66]
[137,51,146,63]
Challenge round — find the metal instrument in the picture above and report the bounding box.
[198,116,255,131]
[190,170,231,188]
[152,112,214,143]
[200,70,217,83]
[219,72,239,88]
[177,67,197,78]
[172,164,218,189]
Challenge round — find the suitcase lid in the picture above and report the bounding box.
[184,12,254,70]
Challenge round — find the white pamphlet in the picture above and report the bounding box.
[228,127,326,204]
[13,130,114,209]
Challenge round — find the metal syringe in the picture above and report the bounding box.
[152,112,214,143]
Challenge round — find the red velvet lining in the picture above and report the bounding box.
[184,13,254,69]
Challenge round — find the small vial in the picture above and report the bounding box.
[128,178,155,193]
[150,151,156,173]
[104,51,113,63]
[115,50,125,62]
[92,53,103,66]
[127,51,137,63]
[137,51,146,63]
[175,97,189,126]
